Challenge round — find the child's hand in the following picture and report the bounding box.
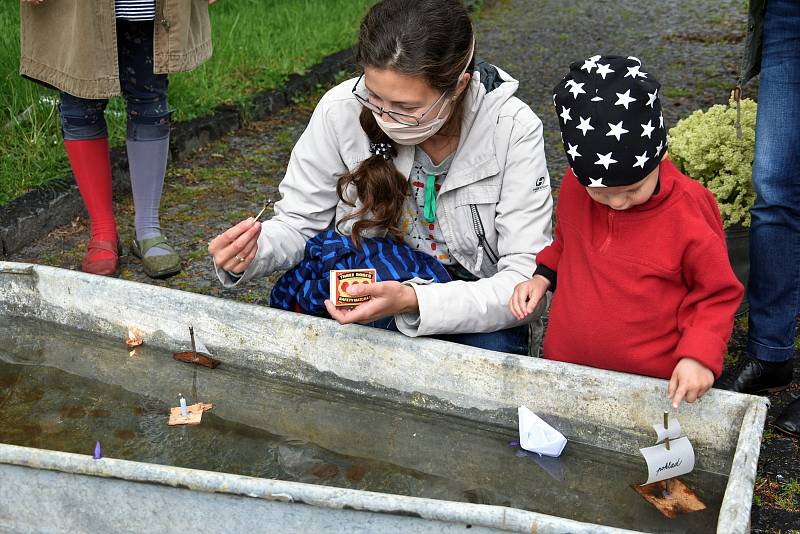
[668,358,715,409]
[510,275,550,320]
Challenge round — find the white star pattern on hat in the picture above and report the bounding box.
[625,65,647,79]
[591,91,604,102]
[595,152,618,170]
[633,151,649,169]
[646,89,658,108]
[580,58,597,73]
[588,177,607,188]
[641,120,655,138]
[659,114,664,128]
[595,62,615,79]
[614,89,637,110]
[566,143,581,159]
[606,120,629,141]
[568,82,586,99]
[576,116,595,136]
[627,56,642,64]
[560,106,572,123]
[655,140,664,154]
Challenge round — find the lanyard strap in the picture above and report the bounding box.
[424,174,437,223]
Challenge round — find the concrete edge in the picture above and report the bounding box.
[716,397,769,534]
[0,47,356,258]
[0,443,639,534]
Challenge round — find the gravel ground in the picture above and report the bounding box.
[7,0,797,531]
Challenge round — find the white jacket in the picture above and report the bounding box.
[216,64,553,336]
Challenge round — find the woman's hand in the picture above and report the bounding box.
[509,275,550,320]
[325,281,418,325]
[208,218,261,274]
[668,358,715,409]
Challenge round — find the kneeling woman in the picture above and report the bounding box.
[208,0,553,355]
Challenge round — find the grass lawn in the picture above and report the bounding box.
[0,0,374,205]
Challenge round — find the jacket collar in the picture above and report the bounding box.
[395,66,519,195]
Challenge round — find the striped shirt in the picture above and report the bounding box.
[115,0,156,21]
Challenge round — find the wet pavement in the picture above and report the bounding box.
[6,0,797,530]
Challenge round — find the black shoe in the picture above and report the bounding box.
[775,397,800,438]
[714,356,793,394]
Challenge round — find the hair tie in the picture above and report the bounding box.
[369,142,392,161]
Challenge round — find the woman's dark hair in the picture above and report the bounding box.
[337,0,475,243]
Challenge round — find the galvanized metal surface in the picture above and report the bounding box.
[0,261,769,533]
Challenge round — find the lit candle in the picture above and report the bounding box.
[179,394,188,417]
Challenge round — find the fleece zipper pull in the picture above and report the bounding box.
[424,174,437,223]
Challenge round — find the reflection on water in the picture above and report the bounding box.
[0,316,725,533]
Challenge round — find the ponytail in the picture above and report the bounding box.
[336,108,406,245]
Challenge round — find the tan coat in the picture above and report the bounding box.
[20,0,212,99]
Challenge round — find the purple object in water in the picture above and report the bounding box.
[93,441,102,460]
[515,450,529,458]
[508,440,520,448]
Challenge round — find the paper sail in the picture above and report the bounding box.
[518,406,568,458]
[194,336,212,356]
[652,418,682,444]
[640,436,695,485]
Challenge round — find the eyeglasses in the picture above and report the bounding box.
[351,73,447,126]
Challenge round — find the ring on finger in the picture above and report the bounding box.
[235,255,246,263]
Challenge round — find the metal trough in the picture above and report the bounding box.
[0,261,768,533]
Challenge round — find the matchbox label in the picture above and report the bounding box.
[329,269,377,307]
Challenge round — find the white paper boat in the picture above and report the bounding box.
[518,406,568,458]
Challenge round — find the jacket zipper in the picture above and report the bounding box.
[599,211,614,253]
[470,204,499,264]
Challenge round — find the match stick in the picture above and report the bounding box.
[253,204,268,222]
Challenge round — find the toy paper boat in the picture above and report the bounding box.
[173,327,219,368]
[517,405,568,458]
[633,412,706,518]
[639,414,694,485]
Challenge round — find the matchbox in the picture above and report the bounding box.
[329,269,377,307]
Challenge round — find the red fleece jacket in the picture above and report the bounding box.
[537,159,743,379]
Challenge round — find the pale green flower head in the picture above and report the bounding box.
[669,98,757,228]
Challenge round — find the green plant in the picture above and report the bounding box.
[668,97,757,228]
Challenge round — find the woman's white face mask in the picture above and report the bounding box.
[373,42,475,146]
[372,96,454,146]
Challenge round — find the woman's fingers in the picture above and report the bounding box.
[221,234,259,273]
[208,219,255,255]
[210,220,261,268]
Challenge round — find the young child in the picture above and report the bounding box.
[511,55,743,408]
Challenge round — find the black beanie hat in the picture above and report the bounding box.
[553,55,667,188]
